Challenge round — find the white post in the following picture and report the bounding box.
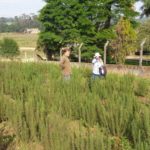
[60,49,62,61]
[78,43,83,64]
[104,40,109,65]
[139,38,146,67]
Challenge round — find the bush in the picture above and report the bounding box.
[134,79,149,97]
[0,38,19,58]
[0,63,150,149]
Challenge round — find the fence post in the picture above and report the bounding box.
[139,38,146,67]
[78,43,83,64]
[104,40,109,65]
[60,49,62,61]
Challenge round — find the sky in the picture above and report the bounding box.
[0,0,143,18]
[135,1,143,13]
[0,0,46,17]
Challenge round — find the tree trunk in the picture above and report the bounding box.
[46,50,53,60]
[139,38,146,67]
[104,16,111,29]
[104,41,109,65]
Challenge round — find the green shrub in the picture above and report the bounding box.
[0,62,150,150]
[134,79,150,97]
[0,38,19,58]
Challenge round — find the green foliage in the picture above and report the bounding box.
[141,0,150,17]
[0,63,150,149]
[120,137,133,150]
[134,78,149,97]
[38,0,138,60]
[0,38,19,58]
[137,19,150,52]
[0,14,42,33]
[111,18,137,64]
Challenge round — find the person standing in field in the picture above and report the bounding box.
[92,52,104,79]
[60,47,71,80]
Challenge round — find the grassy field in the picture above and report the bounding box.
[0,33,38,47]
[0,62,150,150]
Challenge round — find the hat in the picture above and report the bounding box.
[94,52,101,58]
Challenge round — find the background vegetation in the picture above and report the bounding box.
[38,0,138,61]
[0,38,19,58]
[137,19,150,52]
[0,14,42,33]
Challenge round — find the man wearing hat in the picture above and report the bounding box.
[92,52,104,79]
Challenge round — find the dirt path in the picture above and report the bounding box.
[20,47,35,51]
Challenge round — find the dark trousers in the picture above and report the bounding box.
[92,74,104,79]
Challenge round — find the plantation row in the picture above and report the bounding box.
[0,62,150,150]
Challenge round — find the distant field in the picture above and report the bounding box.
[0,33,38,47]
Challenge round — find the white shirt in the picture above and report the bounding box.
[92,58,104,75]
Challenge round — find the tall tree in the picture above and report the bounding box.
[38,0,138,60]
[137,19,150,52]
[111,18,137,64]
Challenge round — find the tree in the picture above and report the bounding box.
[38,0,138,60]
[0,38,19,58]
[141,0,150,17]
[137,19,150,52]
[111,18,137,64]
[0,14,42,33]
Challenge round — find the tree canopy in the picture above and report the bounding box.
[137,19,150,52]
[38,0,138,60]
[111,18,137,64]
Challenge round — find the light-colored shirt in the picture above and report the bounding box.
[92,58,104,75]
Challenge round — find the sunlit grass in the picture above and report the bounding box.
[0,62,149,150]
[0,33,38,47]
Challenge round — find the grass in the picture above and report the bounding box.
[125,59,150,66]
[0,62,150,150]
[0,33,38,47]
